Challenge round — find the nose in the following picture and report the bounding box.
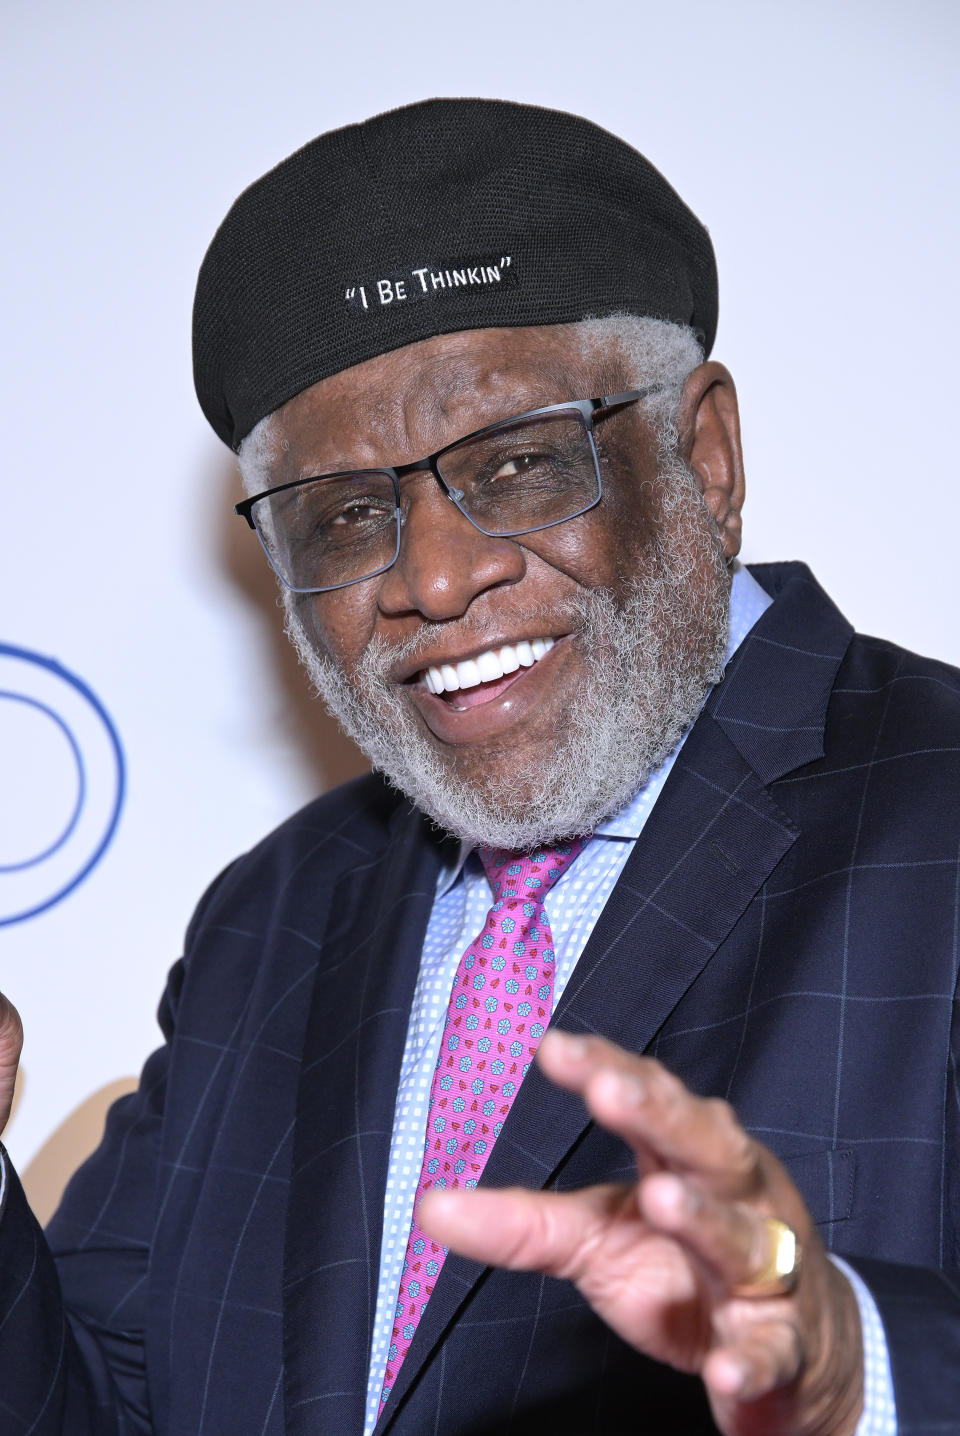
[376,475,526,621]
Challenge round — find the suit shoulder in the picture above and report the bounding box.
[266,769,403,848]
[838,630,960,717]
[182,771,404,946]
[234,769,403,870]
[811,630,960,828]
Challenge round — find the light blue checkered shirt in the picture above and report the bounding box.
[363,565,896,1434]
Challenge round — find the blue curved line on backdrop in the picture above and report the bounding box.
[0,690,86,871]
[0,643,126,926]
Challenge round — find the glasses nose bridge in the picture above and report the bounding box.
[393,450,472,521]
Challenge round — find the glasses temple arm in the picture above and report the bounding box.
[596,384,666,413]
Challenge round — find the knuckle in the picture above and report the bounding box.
[0,995,24,1059]
[786,1320,804,1369]
[768,1319,805,1387]
[704,1096,741,1142]
[704,1095,736,1126]
[504,1194,561,1269]
[703,1098,758,1177]
[649,1063,687,1114]
[531,1198,560,1255]
[524,1199,578,1280]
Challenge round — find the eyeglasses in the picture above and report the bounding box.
[235,387,658,593]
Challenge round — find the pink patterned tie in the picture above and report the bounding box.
[379,838,588,1413]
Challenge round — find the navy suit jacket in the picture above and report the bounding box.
[2,562,960,1434]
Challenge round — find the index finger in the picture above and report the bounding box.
[538,1030,763,1201]
[0,992,24,1135]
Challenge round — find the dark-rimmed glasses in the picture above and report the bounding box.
[235,387,658,593]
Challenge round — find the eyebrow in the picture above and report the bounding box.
[292,349,610,481]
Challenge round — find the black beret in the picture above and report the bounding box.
[193,98,717,450]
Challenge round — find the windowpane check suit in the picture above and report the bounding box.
[2,562,959,1433]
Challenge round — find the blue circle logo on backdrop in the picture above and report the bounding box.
[0,644,125,926]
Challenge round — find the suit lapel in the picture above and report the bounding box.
[378,564,854,1429]
[708,562,854,785]
[283,802,442,1436]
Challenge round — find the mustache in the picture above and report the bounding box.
[357,595,604,682]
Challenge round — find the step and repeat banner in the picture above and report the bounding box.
[3,0,958,1221]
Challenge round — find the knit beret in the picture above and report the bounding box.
[193,98,717,450]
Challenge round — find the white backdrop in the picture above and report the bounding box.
[2,0,958,1211]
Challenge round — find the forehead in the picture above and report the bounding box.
[267,324,621,477]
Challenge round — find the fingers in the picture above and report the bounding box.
[538,1030,762,1200]
[418,1182,631,1283]
[426,1032,863,1433]
[704,1320,803,1405]
[0,992,23,1135]
[421,1169,783,1303]
[639,1172,790,1295]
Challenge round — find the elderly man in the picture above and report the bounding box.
[1,98,958,1434]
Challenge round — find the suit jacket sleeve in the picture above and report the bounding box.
[842,952,960,1429]
[0,990,175,1434]
[0,865,227,1435]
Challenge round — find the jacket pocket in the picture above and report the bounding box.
[777,1148,856,1225]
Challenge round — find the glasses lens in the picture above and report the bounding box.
[437,410,599,536]
[252,472,399,591]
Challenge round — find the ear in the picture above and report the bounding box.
[674,361,746,560]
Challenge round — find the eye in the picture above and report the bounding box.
[490,454,541,480]
[330,501,390,527]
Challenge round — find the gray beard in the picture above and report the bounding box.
[284,455,731,850]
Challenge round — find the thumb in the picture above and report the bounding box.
[0,993,24,1136]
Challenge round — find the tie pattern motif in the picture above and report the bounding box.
[379,838,587,1414]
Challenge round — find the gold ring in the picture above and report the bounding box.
[731,1217,801,1299]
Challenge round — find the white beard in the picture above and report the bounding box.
[284,455,731,851]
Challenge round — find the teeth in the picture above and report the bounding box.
[422,637,555,694]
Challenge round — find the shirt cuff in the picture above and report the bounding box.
[830,1254,897,1435]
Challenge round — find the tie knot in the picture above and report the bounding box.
[479,837,588,903]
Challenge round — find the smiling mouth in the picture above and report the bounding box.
[418,637,556,708]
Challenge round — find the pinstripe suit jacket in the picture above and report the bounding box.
[2,561,959,1434]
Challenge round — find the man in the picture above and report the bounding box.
[0,98,958,1434]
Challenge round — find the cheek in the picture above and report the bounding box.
[521,429,665,587]
[295,584,380,672]
[525,492,658,591]
[605,483,662,576]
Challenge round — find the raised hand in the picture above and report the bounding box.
[0,992,23,1136]
[420,1029,864,1436]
